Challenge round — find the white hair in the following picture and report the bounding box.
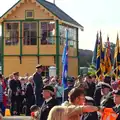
[28,76,33,81]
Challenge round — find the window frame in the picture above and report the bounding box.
[25,10,34,19]
[5,22,19,46]
[23,21,38,45]
[40,21,56,45]
[59,24,77,48]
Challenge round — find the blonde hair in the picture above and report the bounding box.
[47,106,67,120]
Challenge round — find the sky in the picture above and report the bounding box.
[0,0,120,50]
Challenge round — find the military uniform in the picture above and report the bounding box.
[33,64,44,106]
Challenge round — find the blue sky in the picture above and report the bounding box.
[0,0,120,50]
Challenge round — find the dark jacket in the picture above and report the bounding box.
[40,98,58,120]
[113,105,120,120]
[10,79,21,95]
[86,82,95,97]
[100,92,115,108]
[33,72,43,93]
[94,86,102,106]
[25,82,35,103]
[82,112,99,120]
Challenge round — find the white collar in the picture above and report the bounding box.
[116,104,120,108]
[45,97,52,103]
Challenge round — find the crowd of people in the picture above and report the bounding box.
[0,64,120,120]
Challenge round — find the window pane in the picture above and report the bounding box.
[31,31,37,45]
[41,22,55,45]
[31,23,36,30]
[23,22,37,45]
[27,11,33,17]
[12,23,18,30]
[24,23,29,30]
[6,23,12,30]
[5,23,19,46]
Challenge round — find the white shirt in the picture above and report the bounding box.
[45,97,52,103]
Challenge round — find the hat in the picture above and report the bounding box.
[101,82,112,90]
[36,64,42,69]
[43,78,49,83]
[113,90,120,95]
[67,77,74,83]
[13,72,19,76]
[43,85,54,94]
[85,96,94,103]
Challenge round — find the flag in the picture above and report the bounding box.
[92,33,98,65]
[62,30,68,88]
[104,36,112,74]
[96,33,101,79]
[113,34,120,78]
[100,31,105,74]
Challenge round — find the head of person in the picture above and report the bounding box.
[50,77,57,86]
[20,77,25,84]
[68,88,85,105]
[9,74,13,80]
[13,72,19,80]
[85,75,92,83]
[43,78,49,86]
[42,85,54,100]
[101,82,112,95]
[36,64,43,73]
[113,90,120,105]
[56,77,62,85]
[67,77,74,87]
[28,76,33,83]
[91,75,96,83]
[47,106,67,120]
[30,105,40,112]
[103,75,111,85]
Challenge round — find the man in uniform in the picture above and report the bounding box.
[40,85,58,120]
[33,64,44,106]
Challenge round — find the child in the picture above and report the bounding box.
[30,105,40,120]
